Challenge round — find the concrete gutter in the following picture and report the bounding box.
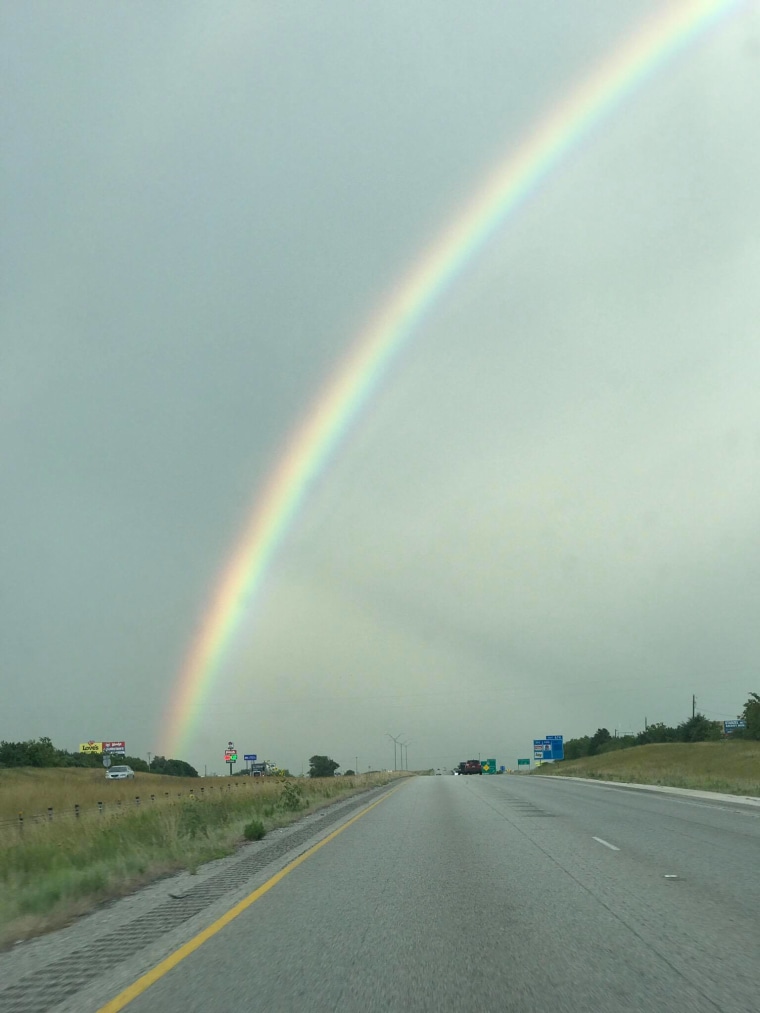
[539,774,760,808]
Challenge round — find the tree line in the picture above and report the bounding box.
[561,692,760,761]
[0,737,198,777]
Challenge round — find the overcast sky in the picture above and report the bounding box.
[3,2,760,775]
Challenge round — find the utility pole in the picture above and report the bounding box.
[147,752,152,771]
[355,756,358,775]
[693,694,696,719]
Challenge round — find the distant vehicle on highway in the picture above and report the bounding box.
[457,760,483,775]
[105,765,135,780]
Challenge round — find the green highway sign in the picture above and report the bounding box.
[481,758,497,774]
[517,758,530,766]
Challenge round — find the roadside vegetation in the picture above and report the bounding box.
[532,693,760,796]
[0,767,399,947]
[534,741,760,797]
[553,692,760,763]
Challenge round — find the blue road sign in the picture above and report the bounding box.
[533,736,564,761]
[546,735,564,760]
[723,721,746,734]
[244,754,257,761]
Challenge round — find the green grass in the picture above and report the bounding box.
[534,741,760,796]
[0,770,400,946]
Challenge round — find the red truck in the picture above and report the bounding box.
[458,760,483,775]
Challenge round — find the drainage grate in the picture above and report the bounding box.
[0,784,396,1013]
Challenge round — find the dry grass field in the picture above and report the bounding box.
[0,766,275,826]
[534,741,760,796]
[0,767,401,947]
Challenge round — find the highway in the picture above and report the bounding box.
[93,773,759,1013]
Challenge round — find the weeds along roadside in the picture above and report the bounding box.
[532,742,760,797]
[0,768,261,825]
[0,773,397,947]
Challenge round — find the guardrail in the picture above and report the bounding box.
[0,779,267,839]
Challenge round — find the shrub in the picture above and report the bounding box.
[243,820,266,841]
[279,781,304,811]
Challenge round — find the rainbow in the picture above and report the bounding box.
[162,0,746,759]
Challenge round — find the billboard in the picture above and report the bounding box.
[79,741,103,754]
[79,741,126,755]
[723,719,746,734]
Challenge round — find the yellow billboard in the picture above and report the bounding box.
[79,741,103,754]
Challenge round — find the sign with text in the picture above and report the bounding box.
[723,719,746,734]
[80,741,126,755]
[517,758,530,766]
[103,741,126,754]
[533,736,564,761]
[244,754,257,761]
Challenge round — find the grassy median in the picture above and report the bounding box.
[533,741,760,796]
[0,768,397,947]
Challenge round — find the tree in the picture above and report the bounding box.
[636,722,677,745]
[729,692,760,739]
[738,692,760,740]
[308,755,339,778]
[563,736,591,761]
[676,713,721,743]
[588,728,612,756]
[149,755,198,777]
[0,737,61,767]
[344,769,355,777]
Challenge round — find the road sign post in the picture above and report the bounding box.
[224,741,237,775]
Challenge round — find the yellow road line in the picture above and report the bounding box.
[97,783,405,1012]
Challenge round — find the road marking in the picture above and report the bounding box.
[540,777,760,816]
[96,783,406,1013]
[592,836,620,851]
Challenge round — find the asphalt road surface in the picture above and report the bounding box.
[101,774,759,1013]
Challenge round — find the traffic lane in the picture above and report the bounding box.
[117,776,752,1013]
[487,773,760,916]
[460,775,759,1006]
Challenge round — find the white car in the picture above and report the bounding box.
[105,765,135,780]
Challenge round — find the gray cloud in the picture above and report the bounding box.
[3,2,759,773]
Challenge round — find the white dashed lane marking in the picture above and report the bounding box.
[592,836,620,851]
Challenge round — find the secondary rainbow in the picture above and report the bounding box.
[162,0,745,759]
